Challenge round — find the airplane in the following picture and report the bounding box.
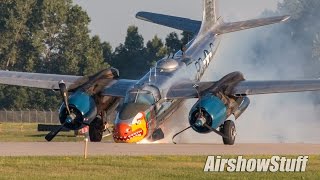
[1,0,320,145]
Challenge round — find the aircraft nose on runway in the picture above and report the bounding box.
[113,123,134,143]
[113,121,146,143]
[114,123,131,139]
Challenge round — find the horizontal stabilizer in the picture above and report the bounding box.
[214,15,290,34]
[136,11,201,33]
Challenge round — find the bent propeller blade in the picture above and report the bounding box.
[45,123,66,142]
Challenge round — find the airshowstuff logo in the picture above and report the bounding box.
[204,156,308,172]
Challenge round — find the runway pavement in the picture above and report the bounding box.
[0,143,319,156]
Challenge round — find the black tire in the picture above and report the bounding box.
[221,120,236,145]
[89,117,103,142]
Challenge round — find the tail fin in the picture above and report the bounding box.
[199,0,219,33]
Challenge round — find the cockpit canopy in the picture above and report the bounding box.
[124,90,155,105]
[118,84,161,120]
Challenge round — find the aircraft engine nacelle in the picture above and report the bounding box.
[189,95,227,133]
[59,91,97,130]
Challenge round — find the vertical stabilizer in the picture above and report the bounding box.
[199,0,219,33]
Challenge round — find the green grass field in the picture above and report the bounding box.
[0,155,319,179]
[0,122,112,142]
[0,123,319,179]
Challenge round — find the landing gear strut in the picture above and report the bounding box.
[220,120,236,145]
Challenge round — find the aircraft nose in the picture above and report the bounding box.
[116,123,131,136]
[113,123,132,142]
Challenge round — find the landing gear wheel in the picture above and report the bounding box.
[89,116,103,142]
[220,120,236,145]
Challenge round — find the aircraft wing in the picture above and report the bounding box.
[230,80,320,97]
[136,11,201,33]
[101,79,138,97]
[166,80,320,99]
[0,70,137,97]
[0,70,80,90]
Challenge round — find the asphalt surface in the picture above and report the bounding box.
[0,143,319,156]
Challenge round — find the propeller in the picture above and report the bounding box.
[45,68,120,142]
[59,80,71,115]
[45,80,74,142]
[45,121,67,142]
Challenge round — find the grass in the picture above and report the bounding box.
[0,155,319,179]
[0,122,113,142]
[0,123,319,179]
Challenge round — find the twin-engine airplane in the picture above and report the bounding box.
[1,0,320,145]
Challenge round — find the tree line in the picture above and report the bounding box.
[0,0,193,109]
[0,0,319,109]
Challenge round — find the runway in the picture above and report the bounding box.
[0,143,319,156]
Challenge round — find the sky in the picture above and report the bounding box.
[74,0,279,48]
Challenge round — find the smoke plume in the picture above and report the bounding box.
[162,1,320,144]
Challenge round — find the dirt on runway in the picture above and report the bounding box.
[0,143,319,156]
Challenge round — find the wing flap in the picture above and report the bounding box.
[214,15,290,34]
[136,11,201,33]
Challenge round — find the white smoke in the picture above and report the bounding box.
[161,1,320,144]
[213,31,320,143]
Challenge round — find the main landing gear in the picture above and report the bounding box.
[220,120,236,145]
[172,119,237,145]
[89,116,104,142]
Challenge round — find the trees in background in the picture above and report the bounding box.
[0,0,318,109]
[111,26,147,79]
[110,27,192,79]
[0,0,191,109]
[0,0,107,109]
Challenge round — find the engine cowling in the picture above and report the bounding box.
[59,91,97,130]
[189,95,227,133]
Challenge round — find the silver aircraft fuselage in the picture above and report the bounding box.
[113,30,221,143]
